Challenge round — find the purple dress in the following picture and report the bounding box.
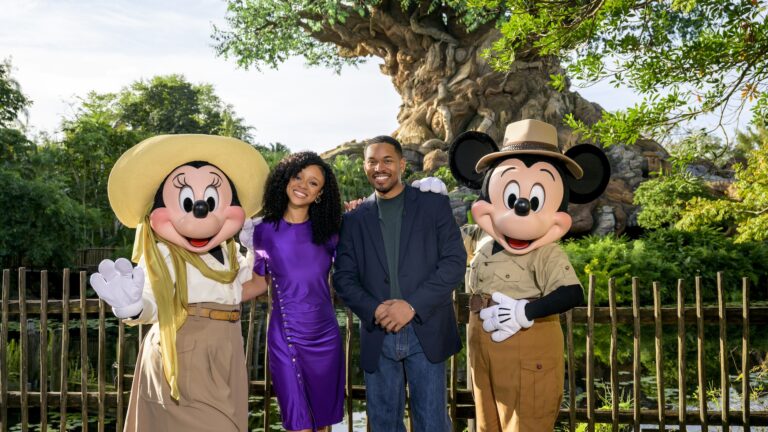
[252,219,344,430]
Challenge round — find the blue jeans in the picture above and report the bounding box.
[364,325,451,432]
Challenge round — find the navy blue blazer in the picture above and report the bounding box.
[332,185,466,372]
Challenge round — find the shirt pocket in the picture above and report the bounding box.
[492,268,520,285]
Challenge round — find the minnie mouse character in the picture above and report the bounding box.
[449,119,610,431]
[89,135,268,431]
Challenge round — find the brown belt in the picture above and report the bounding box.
[187,306,241,322]
[468,293,540,313]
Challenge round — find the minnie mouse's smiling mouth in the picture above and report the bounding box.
[187,237,213,248]
[505,236,531,250]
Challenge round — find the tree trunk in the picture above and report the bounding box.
[384,29,603,153]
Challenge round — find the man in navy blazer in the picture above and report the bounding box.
[333,135,466,431]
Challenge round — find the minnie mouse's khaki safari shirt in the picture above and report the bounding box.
[462,225,581,299]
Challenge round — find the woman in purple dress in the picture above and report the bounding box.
[241,152,344,432]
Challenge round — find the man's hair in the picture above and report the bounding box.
[363,135,403,157]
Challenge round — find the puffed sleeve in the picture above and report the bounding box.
[252,223,269,276]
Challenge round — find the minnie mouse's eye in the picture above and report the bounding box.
[179,186,194,213]
[530,184,545,212]
[503,181,520,210]
[204,186,219,211]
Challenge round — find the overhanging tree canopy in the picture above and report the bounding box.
[212,0,605,148]
[481,0,768,145]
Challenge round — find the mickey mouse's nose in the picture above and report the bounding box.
[192,200,210,218]
[514,198,531,216]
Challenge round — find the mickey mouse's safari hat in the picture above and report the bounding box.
[108,134,269,228]
[475,119,584,179]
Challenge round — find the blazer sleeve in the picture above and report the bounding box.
[405,195,467,323]
[332,213,381,332]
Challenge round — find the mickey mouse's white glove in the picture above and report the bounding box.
[239,217,263,250]
[89,258,144,319]
[411,177,448,195]
[478,292,534,342]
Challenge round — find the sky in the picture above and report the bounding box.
[1,0,661,155]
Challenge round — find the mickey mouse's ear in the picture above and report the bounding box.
[449,131,499,189]
[565,144,611,204]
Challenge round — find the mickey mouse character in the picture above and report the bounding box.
[449,119,610,432]
[89,135,268,431]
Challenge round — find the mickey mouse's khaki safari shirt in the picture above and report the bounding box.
[462,225,581,299]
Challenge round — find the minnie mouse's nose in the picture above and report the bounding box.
[514,198,531,216]
[193,200,210,218]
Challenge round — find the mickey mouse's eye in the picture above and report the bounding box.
[179,186,194,213]
[503,181,520,210]
[530,184,545,212]
[204,186,219,211]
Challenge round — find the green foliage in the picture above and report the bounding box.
[253,142,291,170]
[331,155,370,202]
[676,135,768,241]
[633,172,711,229]
[478,0,768,145]
[562,228,768,306]
[432,166,458,191]
[116,75,252,139]
[213,1,498,71]
[0,58,30,128]
[0,169,96,268]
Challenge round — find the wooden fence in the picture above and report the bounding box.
[1,268,767,431]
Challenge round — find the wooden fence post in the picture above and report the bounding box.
[677,279,686,430]
[586,274,595,432]
[60,269,70,432]
[608,278,619,432]
[718,272,729,430]
[40,271,49,432]
[631,277,640,432]
[653,282,664,430]
[19,268,28,432]
[742,277,750,431]
[79,271,89,432]
[695,276,708,430]
[1,270,9,432]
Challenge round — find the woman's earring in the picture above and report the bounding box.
[315,196,322,204]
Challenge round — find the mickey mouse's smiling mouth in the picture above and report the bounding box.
[505,236,531,250]
[187,237,213,248]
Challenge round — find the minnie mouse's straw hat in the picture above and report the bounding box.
[475,119,584,179]
[108,134,268,228]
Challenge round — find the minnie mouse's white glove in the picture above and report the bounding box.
[478,292,534,342]
[239,217,263,250]
[89,258,144,319]
[411,177,448,195]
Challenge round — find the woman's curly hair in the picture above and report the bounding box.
[261,151,342,245]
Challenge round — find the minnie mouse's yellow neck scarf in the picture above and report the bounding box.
[132,214,239,400]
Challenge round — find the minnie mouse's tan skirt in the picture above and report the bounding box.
[124,306,248,432]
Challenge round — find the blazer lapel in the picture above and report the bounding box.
[398,185,418,267]
[361,194,389,272]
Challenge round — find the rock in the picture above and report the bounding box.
[592,205,616,236]
[569,201,598,234]
[402,147,424,171]
[320,140,365,160]
[423,149,449,172]
[603,178,634,205]
[420,138,448,154]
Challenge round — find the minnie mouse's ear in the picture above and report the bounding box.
[565,144,611,204]
[449,131,499,189]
